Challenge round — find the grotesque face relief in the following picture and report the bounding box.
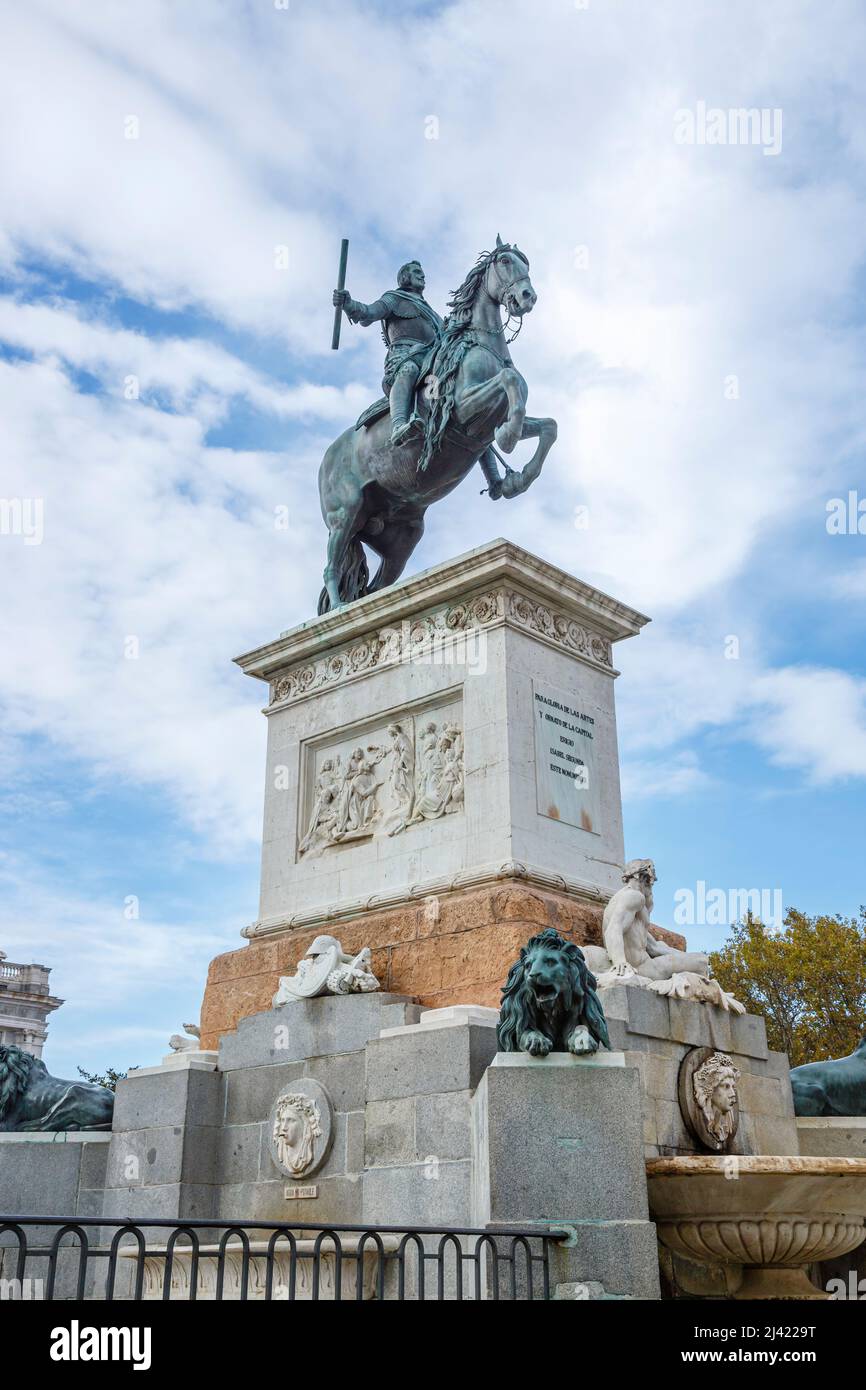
[693,1052,741,1146]
[273,1093,323,1177]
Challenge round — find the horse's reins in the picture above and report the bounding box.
[488,250,529,344]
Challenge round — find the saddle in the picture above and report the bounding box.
[355,340,439,434]
[354,386,435,434]
[354,396,390,431]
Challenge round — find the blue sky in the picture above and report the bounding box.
[1,0,864,1077]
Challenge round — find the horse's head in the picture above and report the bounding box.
[486,235,536,317]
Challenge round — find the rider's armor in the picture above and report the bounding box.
[344,289,443,444]
[342,286,501,491]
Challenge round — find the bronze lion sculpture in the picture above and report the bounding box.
[0,1044,114,1132]
[790,1037,866,1117]
[497,928,611,1057]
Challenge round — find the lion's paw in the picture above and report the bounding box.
[520,1030,551,1057]
[567,1025,598,1056]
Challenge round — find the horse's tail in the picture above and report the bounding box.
[317,537,370,615]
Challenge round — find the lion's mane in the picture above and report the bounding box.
[497,928,611,1053]
[0,1045,44,1120]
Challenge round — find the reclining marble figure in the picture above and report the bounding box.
[582,859,744,1013]
[273,935,380,1005]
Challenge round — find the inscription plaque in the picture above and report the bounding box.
[533,679,601,834]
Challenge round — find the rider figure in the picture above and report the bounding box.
[333,260,443,447]
[333,259,505,494]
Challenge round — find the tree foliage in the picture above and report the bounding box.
[76,1066,133,1092]
[709,908,866,1068]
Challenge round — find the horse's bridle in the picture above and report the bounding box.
[486,250,531,343]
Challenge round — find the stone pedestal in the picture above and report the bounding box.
[0,1131,109,1219]
[0,1132,111,1299]
[797,1116,866,1159]
[201,883,618,1050]
[101,1063,223,1223]
[471,1052,661,1300]
[601,986,804,1300]
[797,1118,866,1297]
[101,991,423,1231]
[201,540,649,1049]
[363,1006,499,1230]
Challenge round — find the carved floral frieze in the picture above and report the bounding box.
[268,586,612,708]
[506,592,612,668]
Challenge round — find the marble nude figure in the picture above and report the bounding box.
[583,859,745,1012]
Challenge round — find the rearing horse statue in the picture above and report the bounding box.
[317,237,557,613]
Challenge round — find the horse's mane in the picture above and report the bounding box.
[417,243,529,474]
[0,1045,42,1119]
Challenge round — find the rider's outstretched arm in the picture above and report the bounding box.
[334,292,389,328]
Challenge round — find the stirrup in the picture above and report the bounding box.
[391,417,423,447]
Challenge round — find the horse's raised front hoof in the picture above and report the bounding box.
[500,466,524,499]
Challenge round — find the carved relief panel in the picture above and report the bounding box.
[297,697,464,860]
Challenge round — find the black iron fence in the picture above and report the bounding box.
[0,1216,568,1301]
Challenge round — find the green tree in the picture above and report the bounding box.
[709,908,866,1068]
[77,1066,134,1092]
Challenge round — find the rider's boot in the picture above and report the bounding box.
[390,369,423,447]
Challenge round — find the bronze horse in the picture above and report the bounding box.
[317,238,557,612]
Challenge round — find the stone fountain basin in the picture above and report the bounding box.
[646,1155,866,1298]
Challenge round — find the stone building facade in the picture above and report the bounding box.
[0,950,63,1058]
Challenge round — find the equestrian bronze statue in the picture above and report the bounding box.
[320,236,557,613]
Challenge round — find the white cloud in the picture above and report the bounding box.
[0,298,371,423]
[0,0,865,1064]
[0,349,325,852]
[828,560,866,599]
[616,626,866,788]
[620,750,711,802]
[748,666,866,781]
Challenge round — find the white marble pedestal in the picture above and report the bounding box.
[236,539,649,941]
